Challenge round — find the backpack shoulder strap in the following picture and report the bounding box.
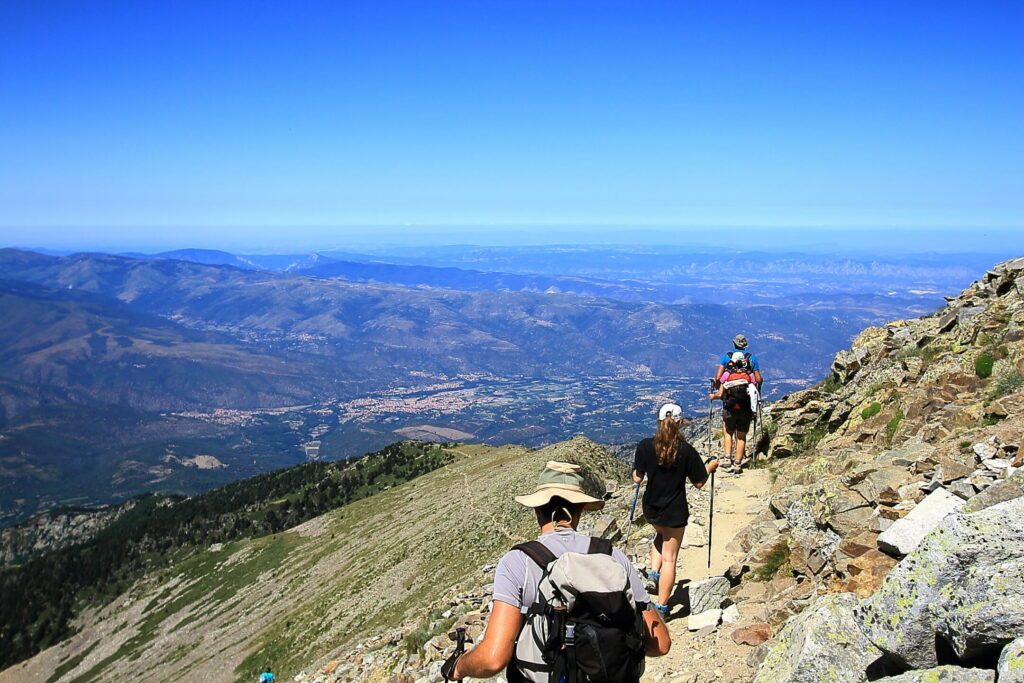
[512,540,558,569]
[587,536,613,556]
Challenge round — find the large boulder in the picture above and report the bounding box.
[876,488,965,557]
[754,593,887,683]
[859,497,1024,669]
[873,665,994,682]
[998,638,1024,683]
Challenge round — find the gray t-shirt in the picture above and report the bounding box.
[493,528,651,611]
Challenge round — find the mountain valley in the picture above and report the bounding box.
[0,246,954,522]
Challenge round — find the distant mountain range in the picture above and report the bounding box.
[0,246,982,522]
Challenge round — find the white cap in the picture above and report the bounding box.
[731,351,746,363]
[658,403,683,421]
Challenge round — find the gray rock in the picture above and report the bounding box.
[877,488,965,557]
[963,470,1024,513]
[590,515,622,542]
[958,305,986,325]
[688,608,722,631]
[754,593,884,683]
[874,665,994,682]
[687,575,730,615]
[948,479,977,501]
[938,309,959,333]
[998,638,1024,683]
[860,497,1024,669]
[982,458,1013,473]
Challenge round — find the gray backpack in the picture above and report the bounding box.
[507,537,646,683]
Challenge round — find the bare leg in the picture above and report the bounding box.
[649,532,664,574]
[652,524,684,606]
[722,426,733,462]
[734,430,748,466]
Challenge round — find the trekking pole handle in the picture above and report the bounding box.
[442,628,469,682]
[455,627,467,653]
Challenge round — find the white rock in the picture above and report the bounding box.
[877,488,965,556]
[983,458,1013,472]
[688,609,722,631]
[974,441,999,460]
[722,604,740,624]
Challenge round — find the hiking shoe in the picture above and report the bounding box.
[653,603,671,618]
[647,569,661,586]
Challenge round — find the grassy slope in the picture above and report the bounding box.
[2,440,624,683]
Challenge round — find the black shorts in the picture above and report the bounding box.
[723,408,753,433]
[643,503,688,530]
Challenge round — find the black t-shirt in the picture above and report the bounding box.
[632,437,709,528]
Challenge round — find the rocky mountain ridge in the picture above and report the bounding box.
[732,257,1024,682]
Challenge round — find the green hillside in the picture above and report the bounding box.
[0,438,622,683]
[0,441,453,670]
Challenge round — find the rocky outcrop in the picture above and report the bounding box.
[0,503,133,565]
[874,666,994,682]
[754,593,886,683]
[861,496,1024,669]
[750,495,1024,682]
[999,638,1024,683]
[747,259,1024,683]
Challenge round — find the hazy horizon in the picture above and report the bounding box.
[4,226,1024,259]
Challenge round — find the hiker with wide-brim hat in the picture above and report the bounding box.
[713,334,763,472]
[441,460,671,681]
[631,403,719,616]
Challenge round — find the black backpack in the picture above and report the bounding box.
[725,351,753,374]
[506,537,646,683]
[722,351,754,413]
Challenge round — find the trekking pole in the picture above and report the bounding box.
[707,467,715,569]
[443,628,467,682]
[624,483,641,544]
[707,380,715,459]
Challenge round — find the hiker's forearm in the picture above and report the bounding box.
[453,645,504,678]
[453,601,520,679]
[643,610,671,656]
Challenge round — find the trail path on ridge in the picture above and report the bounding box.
[639,466,772,683]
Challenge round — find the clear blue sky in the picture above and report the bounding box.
[1,1,1022,251]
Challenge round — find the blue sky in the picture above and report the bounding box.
[1,1,1022,251]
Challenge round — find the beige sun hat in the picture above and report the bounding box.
[514,461,605,511]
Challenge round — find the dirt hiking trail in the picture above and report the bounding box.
[640,466,773,683]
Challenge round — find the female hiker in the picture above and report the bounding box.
[632,403,719,617]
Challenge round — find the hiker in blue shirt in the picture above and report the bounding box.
[712,334,763,472]
[259,668,275,683]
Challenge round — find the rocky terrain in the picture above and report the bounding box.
[0,504,132,565]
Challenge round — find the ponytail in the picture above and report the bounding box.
[655,416,682,466]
